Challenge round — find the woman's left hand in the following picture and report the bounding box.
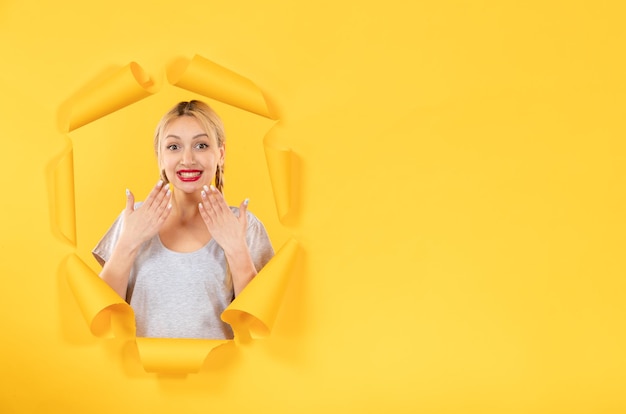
[198,185,249,254]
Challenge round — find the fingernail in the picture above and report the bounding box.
[210,185,216,192]
[166,188,171,196]
[244,198,249,206]
[203,185,209,192]
[157,180,163,187]
[125,188,130,197]
[201,190,206,198]
[167,203,172,209]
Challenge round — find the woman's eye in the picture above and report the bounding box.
[166,144,179,151]
[196,143,209,149]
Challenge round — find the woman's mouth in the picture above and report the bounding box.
[177,170,203,182]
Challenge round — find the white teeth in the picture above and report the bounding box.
[179,172,201,178]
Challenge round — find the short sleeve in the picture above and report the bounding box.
[244,210,275,273]
[92,211,125,267]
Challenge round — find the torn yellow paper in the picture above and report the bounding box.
[222,238,300,339]
[167,55,276,120]
[135,337,229,374]
[65,253,135,339]
[264,141,295,223]
[53,148,76,245]
[61,62,156,132]
[63,54,296,373]
[66,236,300,370]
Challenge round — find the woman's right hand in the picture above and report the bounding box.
[120,180,172,249]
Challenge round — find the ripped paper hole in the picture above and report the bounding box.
[56,55,299,373]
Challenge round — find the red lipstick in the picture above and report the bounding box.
[177,170,203,182]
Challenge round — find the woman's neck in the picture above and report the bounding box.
[170,191,201,224]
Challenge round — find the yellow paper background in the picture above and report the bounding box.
[1,1,626,413]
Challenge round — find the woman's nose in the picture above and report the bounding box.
[181,148,194,165]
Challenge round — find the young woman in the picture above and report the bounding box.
[93,100,274,339]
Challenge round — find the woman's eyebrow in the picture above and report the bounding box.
[164,133,209,140]
[192,133,209,139]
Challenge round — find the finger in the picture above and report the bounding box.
[125,188,135,213]
[207,185,229,214]
[156,184,171,210]
[145,180,165,207]
[199,187,213,217]
[158,201,173,223]
[239,198,249,225]
[201,187,220,218]
[198,201,214,227]
[149,182,170,211]
[151,184,171,223]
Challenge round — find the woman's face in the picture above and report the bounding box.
[159,116,224,194]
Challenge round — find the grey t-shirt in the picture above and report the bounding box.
[92,205,274,339]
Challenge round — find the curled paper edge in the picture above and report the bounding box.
[61,62,155,132]
[135,337,229,374]
[53,147,76,245]
[65,253,135,339]
[167,54,276,120]
[222,238,300,339]
[264,143,294,223]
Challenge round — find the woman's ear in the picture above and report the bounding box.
[157,158,165,181]
[219,143,226,165]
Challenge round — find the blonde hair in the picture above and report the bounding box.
[154,100,226,192]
